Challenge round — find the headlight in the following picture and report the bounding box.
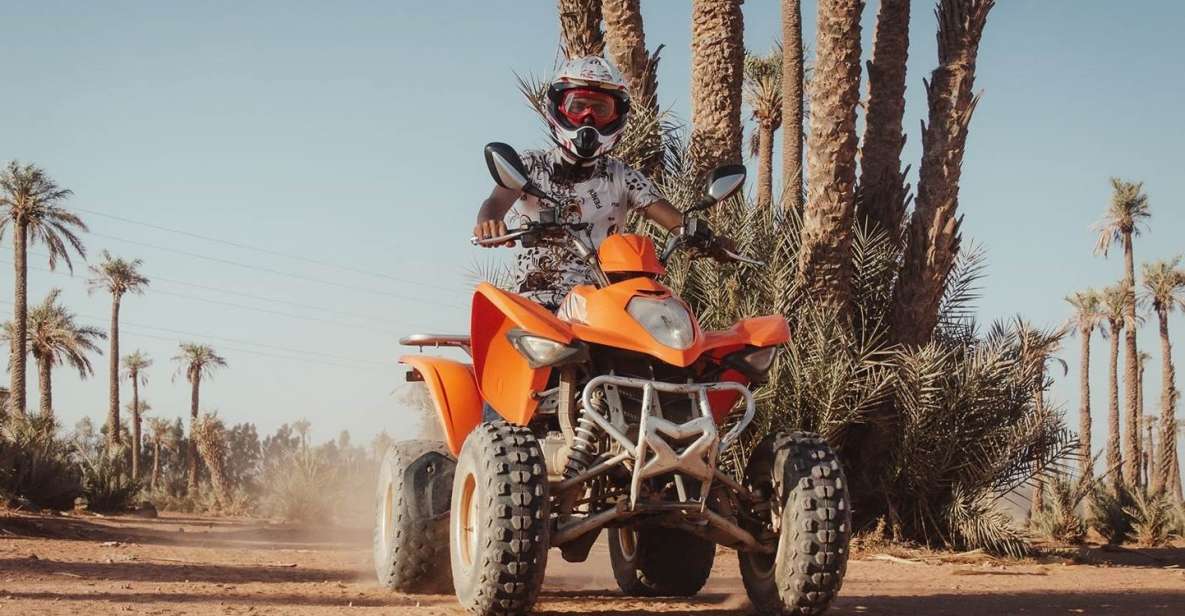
[506,329,587,368]
[626,296,695,349]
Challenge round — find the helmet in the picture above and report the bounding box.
[545,57,631,163]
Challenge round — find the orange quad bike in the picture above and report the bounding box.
[373,143,851,616]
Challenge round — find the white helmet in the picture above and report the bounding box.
[545,57,631,163]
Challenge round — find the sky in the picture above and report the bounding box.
[1,1,1182,465]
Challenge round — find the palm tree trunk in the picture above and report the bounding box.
[151,441,161,491]
[558,0,605,59]
[756,124,775,209]
[856,0,910,236]
[8,220,29,418]
[1153,309,1177,495]
[689,0,745,179]
[131,376,141,480]
[36,355,52,418]
[1030,387,1047,520]
[1078,331,1094,481]
[1122,235,1141,486]
[890,0,994,346]
[187,373,200,491]
[602,0,663,177]
[795,0,863,315]
[1107,324,1124,488]
[106,295,122,447]
[781,0,804,212]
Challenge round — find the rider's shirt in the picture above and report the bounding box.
[509,147,662,307]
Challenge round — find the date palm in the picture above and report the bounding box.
[781,0,805,211]
[891,0,995,345]
[1094,178,1151,486]
[122,350,152,479]
[0,161,87,417]
[744,47,782,209]
[856,0,911,236]
[689,0,745,177]
[1099,284,1130,488]
[147,416,175,491]
[1,289,105,418]
[1140,257,1185,495]
[1065,289,1104,480]
[796,0,863,315]
[1014,317,1067,519]
[88,252,149,447]
[602,0,664,177]
[173,343,227,491]
[558,0,604,58]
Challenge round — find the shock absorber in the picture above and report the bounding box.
[563,391,604,479]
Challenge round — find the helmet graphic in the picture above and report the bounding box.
[545,57,631,163]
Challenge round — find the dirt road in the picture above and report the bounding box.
[1,512,1182,615]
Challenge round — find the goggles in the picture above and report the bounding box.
[558,88,620,129]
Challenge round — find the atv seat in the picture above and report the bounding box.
[401,333,472,356]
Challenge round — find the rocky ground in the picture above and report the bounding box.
[0,511,1182,615]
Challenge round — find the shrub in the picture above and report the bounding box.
[1125,490,1182,547]
[1088,482,1135,545]
[1030,472,1091,544]
[0,414,83,510]
[78,444,142,512]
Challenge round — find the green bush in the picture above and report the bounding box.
[78,444,142,512]
[1030,473,1091,544]
[1125,489,1182,547]
[0,414,83,510]
[1088,482,1135,545]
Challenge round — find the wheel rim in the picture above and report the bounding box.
[618,528,638,561]
[456,472,478,567]
[380,482,394,549]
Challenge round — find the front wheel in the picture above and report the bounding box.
[738,432,850,615]
[450,421,550,616]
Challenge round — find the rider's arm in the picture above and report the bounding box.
[638,199,684,232]
[474,186,519,246]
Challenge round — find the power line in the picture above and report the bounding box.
[87,231,467,310]
[74,207,464,294]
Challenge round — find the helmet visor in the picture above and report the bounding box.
[558,88,620,129]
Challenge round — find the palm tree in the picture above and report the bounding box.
[856,0,911,236]
[890,0,995,346]
[1140,257,1184,495]
[0,161,87,417]
[795,0,863,315]
[781,0,804,212]
[1,289,105,417]
[147,416,175,491]
[193,413,232,507]
[173,343,227,491]
[1065,289,1104,480]
[88,252,149,447]
[744,47,782,209]
[689,0,745,178]
[1137,350,1151,484]
[1095,178,1151,486]
[1014,317,1067,520]
[1100,284,1129,487]
[602,0,664,177]
[558,0,604,59]
[122,350,153,479]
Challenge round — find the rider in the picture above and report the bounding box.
[473,56,729,309]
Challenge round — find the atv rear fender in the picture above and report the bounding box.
[400,355,482,455]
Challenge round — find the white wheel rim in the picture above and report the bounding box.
[457,472,478,567]
[381,482,394,548]
[618,528,638,561]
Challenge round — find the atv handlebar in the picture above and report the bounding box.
[470,221,591,247]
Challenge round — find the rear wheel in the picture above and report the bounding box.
[450,421,550,616]
[608,526,715,597]
[738,432,850,615]
[373,440,455,593]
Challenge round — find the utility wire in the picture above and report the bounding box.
[74,206,463,295]
[87,231,466,310]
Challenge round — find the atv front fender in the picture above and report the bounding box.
[400,355,483,455]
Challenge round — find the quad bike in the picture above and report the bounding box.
[373,143,851,616]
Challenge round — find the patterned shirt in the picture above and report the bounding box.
[508,148,663,306]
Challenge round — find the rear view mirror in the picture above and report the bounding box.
[706,164,747,202]
[484,142,530,193]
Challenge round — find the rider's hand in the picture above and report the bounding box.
[473,219,514,247]
[712,234,737,262]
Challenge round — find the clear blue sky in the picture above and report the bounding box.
[1,1,1182,465]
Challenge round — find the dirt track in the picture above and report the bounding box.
[0,512,1183,615]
